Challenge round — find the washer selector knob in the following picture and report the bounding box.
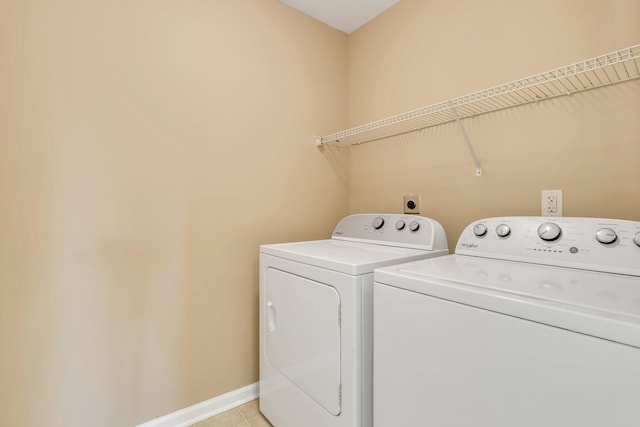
[372,217,385,230]
[395,220,406,230]
[595,228,617,244]
[538,222,562,241]
[634,232,640,247]
[495,224,511,238]
[473,223,488,237]
[408,221,420,232]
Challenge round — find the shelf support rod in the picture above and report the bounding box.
[450,106,482,177]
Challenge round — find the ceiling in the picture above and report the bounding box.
[280,0,400,34]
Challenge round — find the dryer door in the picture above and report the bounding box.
[264,268,341,415]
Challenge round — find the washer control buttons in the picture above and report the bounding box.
[372,217,385,230]
[495,224,511,238]
[595,228,617,244]
[538,222,562,241]
[408,221,420,232]
[395,220,406,230]
[633,232,640,247]
[473,223,488,237]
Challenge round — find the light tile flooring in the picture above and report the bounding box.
[190,399,273,427]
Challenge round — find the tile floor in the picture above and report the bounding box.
[190,399,272,427]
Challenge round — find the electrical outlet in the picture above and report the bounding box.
[542,190,563,216]
[404,195,420,214]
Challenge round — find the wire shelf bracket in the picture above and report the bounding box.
[315,44,640,175]
[450,105,482,176]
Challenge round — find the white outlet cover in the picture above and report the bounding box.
[541,190,563,216]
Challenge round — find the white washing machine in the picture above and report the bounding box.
[259,214,449,427]
[373,216,640,427]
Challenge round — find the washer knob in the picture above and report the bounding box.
[538,222,562,241]
[595,228,617,244]
[408,221,420,232]
[495,224,511,238]
[372,217,385,229]
[633,232,640,247]
[395,220,406,230]
[473,223,487,237]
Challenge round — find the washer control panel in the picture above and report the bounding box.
[456,217,640,276]
[332,214,448,251]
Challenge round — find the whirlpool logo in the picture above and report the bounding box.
[460,242,478,249]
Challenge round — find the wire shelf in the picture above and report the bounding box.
[316,44,640,146]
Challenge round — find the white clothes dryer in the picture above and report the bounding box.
[373,216,640,427]
[259,214,449,427]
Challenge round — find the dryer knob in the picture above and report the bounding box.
[395,220,406,230]
[595,228,617,245]
[408,221,420,232]
[632,232,640,247]
[372,217,385,229]
[473,223,487,237]
[495,224,511,238]
[538,222,562,241]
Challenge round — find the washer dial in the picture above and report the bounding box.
[538,222,562,241]
[495,224,511,238]
[595,228,617,244]
[633,232,640,247]
[408,221,420,232]
[473,224,487,237]
[395,220,406,230]
[372,217,385,230]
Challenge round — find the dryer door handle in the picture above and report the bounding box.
[267,301,277,332]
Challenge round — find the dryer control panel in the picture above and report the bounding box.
[456,217,640,276]
[332,214,448,252]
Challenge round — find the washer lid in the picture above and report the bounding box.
[375,255,640,348]
[261,239,447,275]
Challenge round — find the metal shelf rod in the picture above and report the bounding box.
[316,45,640,154]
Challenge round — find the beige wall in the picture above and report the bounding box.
[349,0,640,250]
[0,0,348,425]
[2,0,639,425]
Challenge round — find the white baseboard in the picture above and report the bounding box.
[136,382,259,427]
